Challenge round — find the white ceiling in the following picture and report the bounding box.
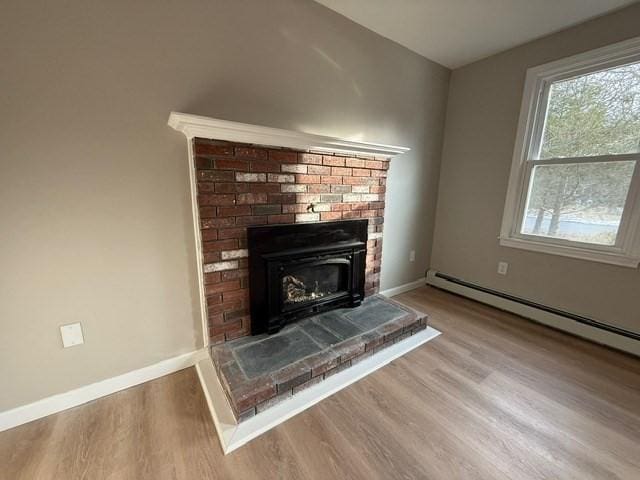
[314,0,638,68]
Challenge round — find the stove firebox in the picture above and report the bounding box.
[247,220,368,335]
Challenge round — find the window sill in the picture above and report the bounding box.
[499,237,640,268]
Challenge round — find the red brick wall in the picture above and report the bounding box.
[193,138,388,343]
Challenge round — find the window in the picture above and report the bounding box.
[500,37,640,267]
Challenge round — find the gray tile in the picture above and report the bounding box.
[315,311,364,339]
[234,327,322,378]
[300,320,343,347]
[345,296,406,330]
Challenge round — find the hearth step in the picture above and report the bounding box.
[210,294,428,421]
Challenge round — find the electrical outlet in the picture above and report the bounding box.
[497,261,509,275]
[60,322,84,348]
[409,250,416,262]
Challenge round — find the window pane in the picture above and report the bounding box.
[521,161,635,245]
[539,61,640,159]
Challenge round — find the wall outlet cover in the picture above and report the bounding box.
[497,261,509,275]
[409,250,416,262]
[60,322,84,348]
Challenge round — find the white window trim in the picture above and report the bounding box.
[500,36,640,268]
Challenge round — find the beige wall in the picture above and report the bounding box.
[432,3,640,334]
[0,0,449,411]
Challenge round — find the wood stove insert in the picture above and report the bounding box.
[247,220,368,335]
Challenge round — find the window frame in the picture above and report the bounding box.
[500,36,640,268]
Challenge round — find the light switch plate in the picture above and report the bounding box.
[60,322,84,348]
[409,250,416,262]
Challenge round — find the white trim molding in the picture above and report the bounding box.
[379,277,426,297]
[0,350,209,433]
[499,236,640,267]
[184,138,210,346]
[196,326,441,454]
[168,112,410,158]
[499,35,640,268]
[426,270,640,357]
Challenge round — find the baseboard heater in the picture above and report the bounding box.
[426,270,639,356]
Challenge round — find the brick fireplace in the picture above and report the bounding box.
[169,114,436,448]
[193,137,390,343]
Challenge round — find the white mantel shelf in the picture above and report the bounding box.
[168,112,410,158]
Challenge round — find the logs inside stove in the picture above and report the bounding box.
[247,220,367,335]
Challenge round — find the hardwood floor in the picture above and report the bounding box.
[2,286,639,479]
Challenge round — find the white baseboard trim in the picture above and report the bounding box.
[426,270,640,357]
[197,326,441,454]
[379,277,426,298]
[0,349,209,433]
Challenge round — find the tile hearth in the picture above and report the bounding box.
[211,295,428,421]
